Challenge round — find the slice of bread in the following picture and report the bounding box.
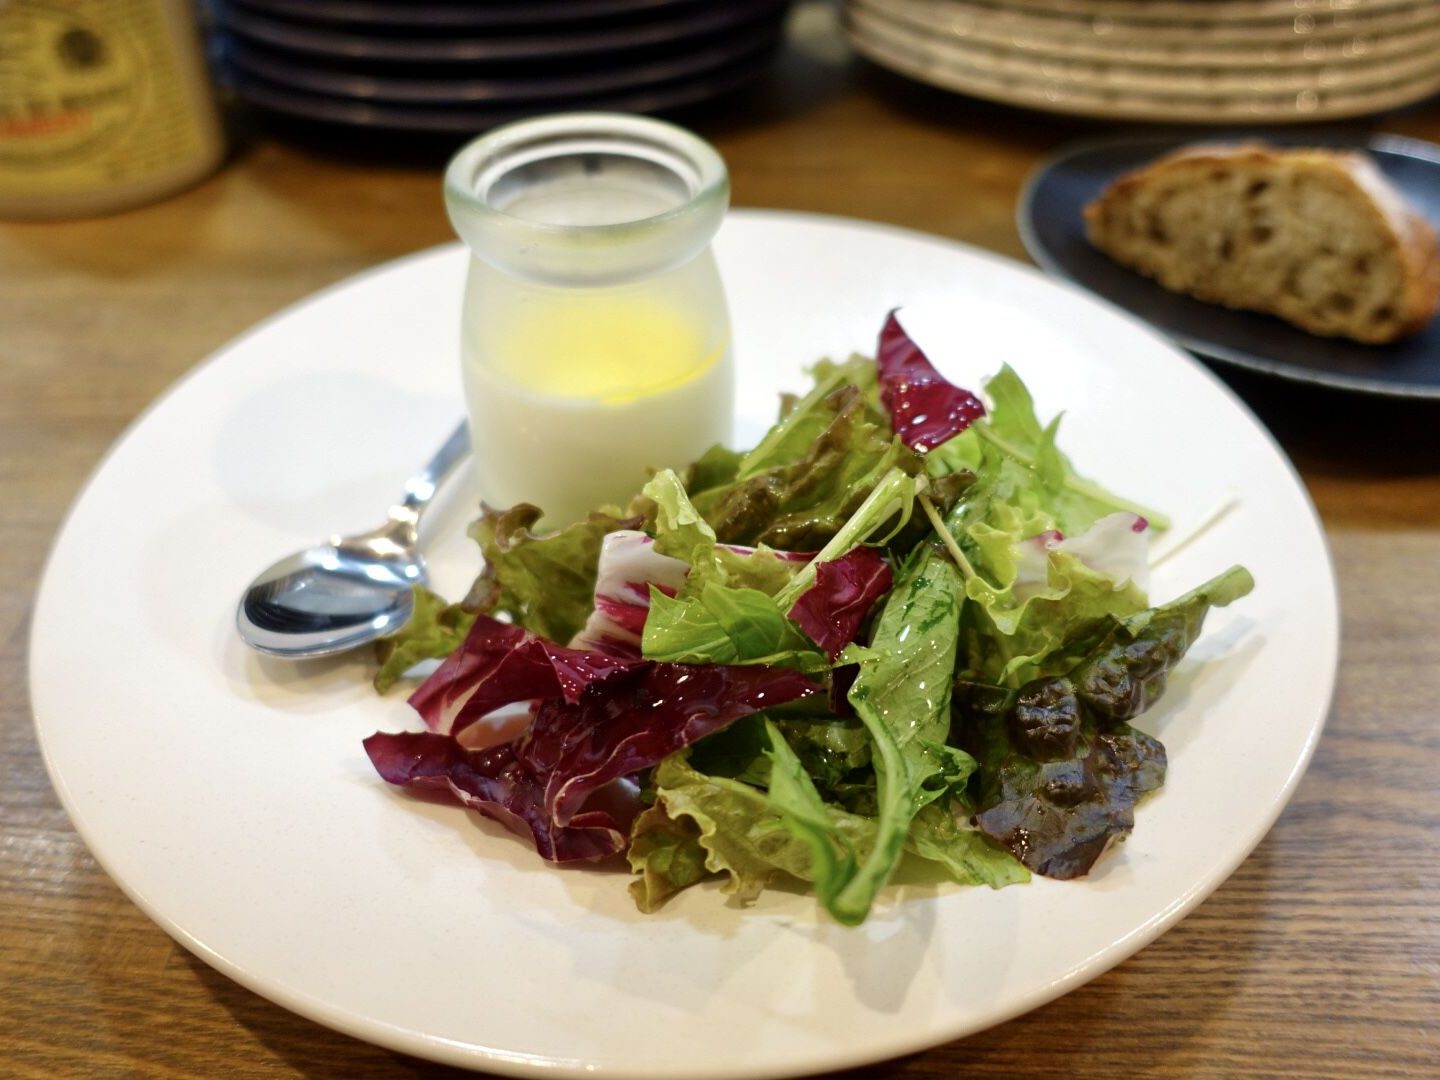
[1084,143,1440,344]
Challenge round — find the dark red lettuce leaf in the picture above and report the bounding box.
[370,661,821,862]
[536,663,821,825]
[971,719,1166,879]
[787,547,893,660]
[407,613,642,736]
[363,731,633,861]
[876,309,985,453]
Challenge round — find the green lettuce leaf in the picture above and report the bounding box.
[972,365,1167,534]
[733,355,878,480]
[683,443,744,497]
[641,469,802,593]
[934,370,1162,685]
[960,545,1150,686]
[769,713,872,792]
[372,587,477,693]
[629,749,876,908]
[643,469,719,566]
[820,544,968,924]
[627,803,711,913]
[641,581,826,671]
[693,367,917,551]
[956,565,1254,878]
[907,801,1030,888]
[1070,564,1255,723]
[761,717,859,913]
[466,502,640,645]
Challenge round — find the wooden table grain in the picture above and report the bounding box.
[4,7,1438,1078]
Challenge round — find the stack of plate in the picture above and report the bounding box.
[844,0,1440,123]
[211,0,793,135]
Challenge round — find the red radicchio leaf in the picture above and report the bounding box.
[876,309,986,452]
[407,614,642,737]
[368,661,821,862]
[787,547,894,660]
[363,732,633,861]
[536,663,820,826]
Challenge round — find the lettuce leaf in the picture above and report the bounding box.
[1070,564,1255,723]
[467,503,641,646]
[937,371,1167,686]
[372,587,477,693]
[875,310,986,453]
[642,470,806,595]
[761,717,860,913]
[369,659,821,863]
[733,355,878,480]
[642,581,826,672]
[630,719,1023,916]
[786,546,892,660]
[972,366,1167,534]
[407,613,642,736]
[693,378,915,551]
[775,544,969,925]
[957,566,1254,877]
[960,545,1150,687]
[907,801,1030,888]
[627,803,710,912]
[629,747,877,907]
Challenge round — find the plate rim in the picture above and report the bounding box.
[29,208,1339,1078]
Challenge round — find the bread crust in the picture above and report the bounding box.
[1084,142,1440,344]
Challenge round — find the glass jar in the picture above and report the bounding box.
[444,112,734,529]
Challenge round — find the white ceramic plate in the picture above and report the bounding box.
[31,210,1336,1078]
[984,0,1420,20]
[861,0,1440,81]
[847,3,1440,121]
[863,0,1436,38]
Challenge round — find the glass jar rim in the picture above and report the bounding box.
[443,112,728,238]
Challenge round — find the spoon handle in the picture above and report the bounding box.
[391,421,471,529]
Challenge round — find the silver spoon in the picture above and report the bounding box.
[236,422,470,658]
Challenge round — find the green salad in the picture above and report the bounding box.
[363,311,1252,926]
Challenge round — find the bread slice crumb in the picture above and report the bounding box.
[1084,143,1440,344]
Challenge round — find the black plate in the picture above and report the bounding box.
[1019,131,1440,399]
[232,0,706,29]
[217,0,788,64]
[221,20,780,104]
[228,50,775,134]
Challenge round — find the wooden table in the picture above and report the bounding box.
[4,7,1438,1077]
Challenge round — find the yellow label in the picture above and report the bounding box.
[0,0,211,197]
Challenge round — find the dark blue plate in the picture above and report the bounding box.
[1019,131,1440,399]
[232,0,706,29]
[227,50,774,134]
[218,0,788,64]
[222,20,780,104]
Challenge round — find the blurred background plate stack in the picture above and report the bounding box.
[209,0,793,136]
[843,0,1440,122]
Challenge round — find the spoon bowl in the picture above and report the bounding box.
[235,423,469,659]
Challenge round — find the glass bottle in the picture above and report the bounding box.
[444,112,733,529]
[0,0,225,219]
